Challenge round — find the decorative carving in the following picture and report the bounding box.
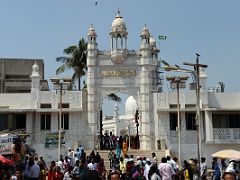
[214,129,231,139]
[51,92,58,109]
[101,69,136,77]
[111,49,127,64]
[158,93,169,109]
[70,91,82,109]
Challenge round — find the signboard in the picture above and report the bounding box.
[102,69,136,77]
[0,134,14,155]
[45,132,65,148]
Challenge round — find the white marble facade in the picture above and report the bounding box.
[1,11,240,164]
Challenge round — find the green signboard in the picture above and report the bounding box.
[45,132,65,148]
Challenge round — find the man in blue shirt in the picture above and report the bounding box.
[212,157,222,180]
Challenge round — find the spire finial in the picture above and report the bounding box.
[117,8,120,15]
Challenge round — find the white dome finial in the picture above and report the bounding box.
[88,24,97,37]
[30,61,40,77]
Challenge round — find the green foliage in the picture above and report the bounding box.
[56,38,87,90]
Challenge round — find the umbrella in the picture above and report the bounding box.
[212,149,240,160]
[0,155,14,165]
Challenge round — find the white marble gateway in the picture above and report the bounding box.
[1,10,240,165]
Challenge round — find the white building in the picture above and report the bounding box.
[0,10,240,164]
[102,96,138,137]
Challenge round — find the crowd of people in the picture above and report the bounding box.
[1,143,240,179]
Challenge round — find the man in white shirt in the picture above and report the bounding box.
[200,157,208,180]
[158,157,174,180]
[144,159,151,180]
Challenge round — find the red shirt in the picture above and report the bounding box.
[52,172,64,180]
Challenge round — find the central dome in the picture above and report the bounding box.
[111,9,127,32]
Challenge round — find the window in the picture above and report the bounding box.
[170,113,177,131]
[0,113,26,130]
[58,113,69,130]
[58,103,69,108]
[170,105,178,109]
[186,112,196,130]
[213,113,240,128]
[40,104,51,108]
[40,114,51,130]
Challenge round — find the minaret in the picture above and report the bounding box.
[30,62,40,92]
[140,24,151,64]
[86,24,98,149]
[110,9,128,64]
[139,24,153,149]
[30,62,40,109]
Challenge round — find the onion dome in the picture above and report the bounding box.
[140,24,150,37]
[111,9,127,33]
[125,96,137,115]
[88,24,97,37]
[150,36,156,47]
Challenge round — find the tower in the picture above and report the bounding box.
[139,24,153,149]
[110,9,128,64]
[86,24,99,149]
[30,62,40,109]
[30,62,40,92]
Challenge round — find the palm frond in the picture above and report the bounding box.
[56,38,88,90]
[56,56,69,63]
[108,93,122,103]
[56,64,67,75]
[64,46,78,54]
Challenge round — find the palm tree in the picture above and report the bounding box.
[56,38,121,103]
[56,38,87,90]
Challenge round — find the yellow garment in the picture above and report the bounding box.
[184,169,190,180]
[120,161,126,173]
[123,142,128,157]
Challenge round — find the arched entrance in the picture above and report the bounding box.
[85,11,160,150]
[100,93,140,150]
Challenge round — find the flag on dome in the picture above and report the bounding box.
[159,35,167,40]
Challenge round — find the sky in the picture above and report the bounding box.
[1,0,240,115]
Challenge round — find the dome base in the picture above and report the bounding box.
[111,49,128,64]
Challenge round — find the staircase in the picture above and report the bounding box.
[85,149,166,170]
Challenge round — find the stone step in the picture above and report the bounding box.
[85,149,166,170]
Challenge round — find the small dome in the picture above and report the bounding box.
[140,24,150,37]
[150,36,156,46]
[111,9,127,32]
[125,96,137,115]
[32,62,39,72]
[30,62,40,77]
[88,24,97,36]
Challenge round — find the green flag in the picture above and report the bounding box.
[159,35,167,40]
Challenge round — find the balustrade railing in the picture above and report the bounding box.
[213,128,240,143]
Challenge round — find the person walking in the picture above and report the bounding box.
[183,160,193,180]
[212,157,222,180]
[108,149,114,168]
[116,142,121,159]
[200,157,208,180]
[158,157,174,180]
[53,166,64,180]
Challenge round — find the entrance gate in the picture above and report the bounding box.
[85,11,160,150]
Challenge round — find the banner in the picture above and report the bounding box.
[45,132,65,148]
[0,134,14,155]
